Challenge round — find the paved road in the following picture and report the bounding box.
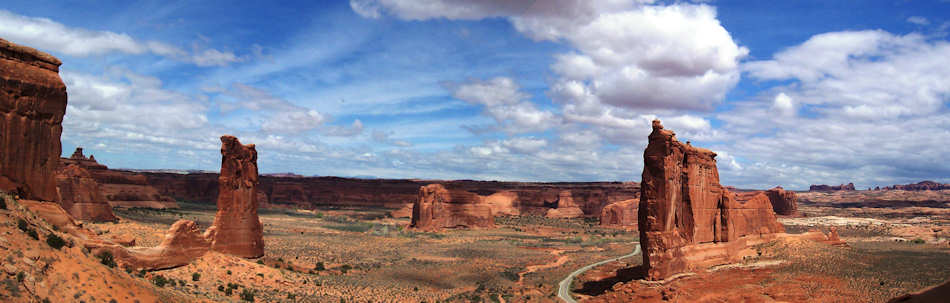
[557,242,642,303]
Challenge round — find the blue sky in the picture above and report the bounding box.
[2,0,948,189]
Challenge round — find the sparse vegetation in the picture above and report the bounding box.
[192,272,201,281]
[240,288,255,302]
[46,233,66,250]
[151,275,168,287]
[97,251,117,268]
[315,261,325,271]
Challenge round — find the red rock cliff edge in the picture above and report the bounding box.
[638,120,785,281]
[0,38,67,201]
[411,184,495,231]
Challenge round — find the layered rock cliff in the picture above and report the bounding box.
[55,164,116,222]
[544,190,585,218]
[638,120,785,280]
[411,184,495,230]
[809,183,856,191]
[0,38,67,201]
[600,198,638,227]
[206,136,264,258]
[60,147,177,209]
[883,181,950,191]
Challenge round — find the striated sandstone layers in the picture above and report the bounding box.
[545,190,585,218]
[638,120,785,280]
[809,183,856,191]
[600,198,639,227]
[765,186,798,216]
[89,220,211,270]
[206,136,264,258]
[55,164,116,222]
[0,38,67,201]
[60,147,178,209]
[884,181,950,191]
[411,184,495,230]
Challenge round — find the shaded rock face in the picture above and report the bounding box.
[55,164,116,222]
[60,147,177,209]
[545,190,585,218]
[888,278,950,303]
[765,186,798,216]
[207,136,264,258]
[638,120,785,281]
[809,183,856,191]
[411,184,495,230]
[0,38,67,201]
[600,198,639,227]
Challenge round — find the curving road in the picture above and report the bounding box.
[557,243,641,303]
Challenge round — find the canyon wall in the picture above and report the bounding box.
[0,38,67,201]
[809,183,856,191]
[55,164,116,222]
[410,184,495,230]
[638,120,785,281]
[765,186,798,216]
[883,181,950,191]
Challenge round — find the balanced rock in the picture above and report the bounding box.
[765,186,798,216]
[638,120,785,280]
[411,184,494,230]
[545,190,585,218]
[600,198,638,227]
[0,38,67,201]
[55,164,117,222]
[206,136,264,258]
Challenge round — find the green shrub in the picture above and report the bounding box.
[912,238,926,244]
[97,251,117,268]
[26,229,38,240]
[16,272,25,282]
[46,233,66,250]
[256,259,264,265]
[315,262,325,271]
[0,197,6,210]
[17,219,28,232]
[218,285,225,292]
[152,275,168,287]
[227,270,232,275]
[192,272,200,281]
[240,288,255,302]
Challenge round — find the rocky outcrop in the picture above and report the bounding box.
[638,120,785,281]
[600,198,638,227]
[765,186,798,216]
[60,147,177,209]
[411,184,495,230]
[809,183,856,191]
[206,136,264,258]
[55,164,116,222]
[91,220,211,271]
[0,38,67,201]
[545,190,585,218]
[884,181,950,191]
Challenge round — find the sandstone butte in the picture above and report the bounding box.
[638,119,786,281]
[765,186,798,216]
[600,198,639,227]
[55,163,117,222]
[0,38,67,202]
[410,184,495,231]
[544,190,585,218]
[883,180,950,191]
[61,147,178,209]
[206,135,265,258]
[809,183,856,191]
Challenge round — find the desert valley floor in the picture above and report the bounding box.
[3,190,945,303]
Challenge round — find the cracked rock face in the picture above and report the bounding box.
[207,135,264,258]
[638,120,784,280]
[0,38,67,201]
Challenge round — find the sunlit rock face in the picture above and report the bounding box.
[55,163,117,222]
[638,119,785,281]
[207,135,265,258]
[411,184,495,231]
[0,38,67,201]
[766,186,798,216]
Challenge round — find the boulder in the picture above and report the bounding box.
[638,119,785,281]
[89,220,211,271]
[0,38,67,201]
[410,184,494,230]
[600,198,638,227]
[206,136,264,258]
[765,186,798,216]
[545,190,585,218]
[55,164,117,222]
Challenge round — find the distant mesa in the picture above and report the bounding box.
[883,180,950,191]
[410,184,495,231]
[0,38,68,201]
[59,147,178,210]
[809,183,856,191]
[638,119,786,281]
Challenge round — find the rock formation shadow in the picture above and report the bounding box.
[574,265,647,296]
